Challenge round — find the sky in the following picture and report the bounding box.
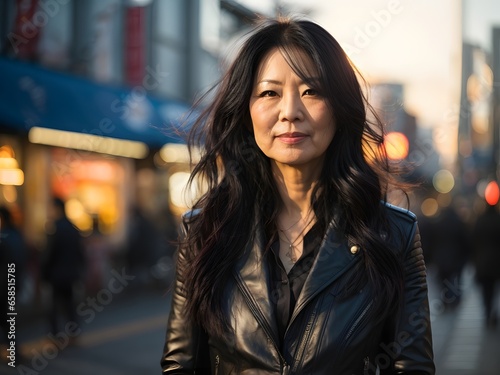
[234,0,500,167]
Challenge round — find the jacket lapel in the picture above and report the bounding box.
[289,225,361,326]
[232,224,280,343]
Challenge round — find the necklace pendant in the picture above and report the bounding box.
[285,249,296,264]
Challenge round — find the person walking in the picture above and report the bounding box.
[426,201,471,310]
[42,197,85,339]
[472,201,500,328]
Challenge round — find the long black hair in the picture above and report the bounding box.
[182,17,406,338]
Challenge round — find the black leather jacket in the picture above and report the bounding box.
[161,203,435,374]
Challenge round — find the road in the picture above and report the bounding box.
[2,265,499,375]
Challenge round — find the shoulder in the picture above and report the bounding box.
[180,209,201,230]
[381,201,418,252]
[382,201,417,227]
[181,209,201,221]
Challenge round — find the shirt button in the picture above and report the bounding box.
[282,279,289,285]
[350,245,359,254]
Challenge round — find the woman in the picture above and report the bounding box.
[161,17,434,374]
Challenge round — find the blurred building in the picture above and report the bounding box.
[457,42,494,196]
[370,83,440,185]
[493,27,500,181]
[0,0,259,296]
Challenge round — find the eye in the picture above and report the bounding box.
[303,89,318,96]
[259,90,277,97]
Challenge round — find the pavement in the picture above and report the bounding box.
[428,265,500,375]
[1,264,499,375]
[1,284,172,375]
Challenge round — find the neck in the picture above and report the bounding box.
[271,160,322,217]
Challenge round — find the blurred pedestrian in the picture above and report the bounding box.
[426,201,471,310]
[472,202,500,328]
[125,205,160,286]
[42,197,86,340]
[0,205,27,363]
[84,216,111,294]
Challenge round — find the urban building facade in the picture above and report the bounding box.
[0,0,259,302]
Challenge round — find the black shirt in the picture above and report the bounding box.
[268,224,324,344]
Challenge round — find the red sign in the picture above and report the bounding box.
[124,6,146,86]
[7,0,41,60]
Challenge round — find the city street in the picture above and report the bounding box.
[429,265,500,375]
[3,286,172,375]
[2,265,499,375]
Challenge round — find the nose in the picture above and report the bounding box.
[279,91,304,123]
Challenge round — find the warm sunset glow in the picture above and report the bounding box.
[384,132,409,160]
[362,138,379,163]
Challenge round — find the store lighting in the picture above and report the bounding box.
[169,171,194,207]
[28,127,149,159]
[159,143,201,164]
[0,146,24,186]
[0,169,24,186]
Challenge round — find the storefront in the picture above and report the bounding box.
[0,56,192,299]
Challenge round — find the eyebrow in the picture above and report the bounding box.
[256,79,282,85]
[256,77,321,85]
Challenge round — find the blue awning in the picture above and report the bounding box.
[0,57,193,149]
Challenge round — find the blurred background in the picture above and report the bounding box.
[0,0,500,374]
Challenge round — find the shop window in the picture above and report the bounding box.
[50,148,124,235]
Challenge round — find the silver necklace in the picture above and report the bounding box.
[279,216,314,263]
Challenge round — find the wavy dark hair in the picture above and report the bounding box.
[182,17,407,338]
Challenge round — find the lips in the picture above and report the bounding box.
[276,132,308,144]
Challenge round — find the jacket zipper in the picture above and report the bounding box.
[328,300,374,367]
[234,273,288,368]
[214,354,219,375]
[291,295,322,373]
[344,300,373,343]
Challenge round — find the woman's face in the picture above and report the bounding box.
[249,48,336,169]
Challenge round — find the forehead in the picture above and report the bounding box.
[255,47,317,80]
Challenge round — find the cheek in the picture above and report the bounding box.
[314,109,336,140]
[322,106,336,139]
[250,103,272,135]
[325,122,336,141]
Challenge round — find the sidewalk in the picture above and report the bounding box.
[429,265,500,374]
[3,265,499,374]
[1,287,170,375]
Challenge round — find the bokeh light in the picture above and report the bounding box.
[476,178,489,198]
[421,198,439,217]
[383,132,409,160]
[484,181,500,206]
[432,169,455,194]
